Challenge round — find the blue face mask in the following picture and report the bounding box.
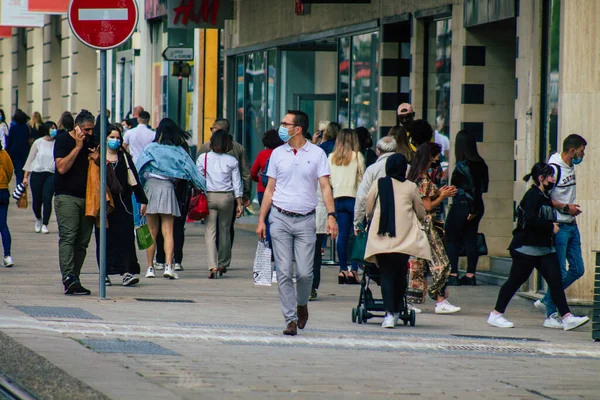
[107,138,121,150]
[50,129,57,138]
[278,126,298,143]
[572,155,583,165]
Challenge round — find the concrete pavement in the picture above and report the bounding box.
[0,202,598,399]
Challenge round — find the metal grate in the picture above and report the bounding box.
[80,339,179,355]
[16,306,101,320]
[135,298,195,303]
[444,345,540,355]
[451,334,544,342]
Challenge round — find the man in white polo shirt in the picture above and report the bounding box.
[123,111,155,164]
[257,110,338,336]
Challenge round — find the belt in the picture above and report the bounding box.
[273,205,315,218]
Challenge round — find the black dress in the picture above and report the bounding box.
[95,151,148,276]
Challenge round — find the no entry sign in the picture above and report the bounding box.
[68,0,139,50]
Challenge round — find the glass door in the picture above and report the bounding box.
[294,94,337,134]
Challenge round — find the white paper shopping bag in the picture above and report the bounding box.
[253,240,272,286]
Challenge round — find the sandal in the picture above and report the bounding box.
[208,268,219,279]
[338,272,346,284]
[348,270,361,285]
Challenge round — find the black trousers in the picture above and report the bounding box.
[30,172,55,225]
[155,215,186,265]
[445,197,483,275]
[494,250,570,316]
[375,253,409,314]
[312,234,326,290]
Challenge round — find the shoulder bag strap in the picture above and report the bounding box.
[204,152,208,178]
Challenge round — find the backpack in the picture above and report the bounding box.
[261,158,270,188]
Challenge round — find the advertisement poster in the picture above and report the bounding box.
[0,0,44,27]
[28,0,68,13]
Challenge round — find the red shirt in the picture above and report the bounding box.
[251,148,274,193]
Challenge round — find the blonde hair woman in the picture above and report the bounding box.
[329,128,365,284]
[28,111,43,141]
[319,121,340,157]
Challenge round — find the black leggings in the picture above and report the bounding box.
[376,253,409,314]
[312,234,326,290]
[494,250,570,315]
[30,172,54,225]
[445,197,483,275]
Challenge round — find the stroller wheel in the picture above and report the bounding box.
[403,317,409,326]
[410,310,416,327]
[357,306,364,324]
[352,308,357,323]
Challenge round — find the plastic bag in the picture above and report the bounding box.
[136,219,154,250]
[253,240,272,286]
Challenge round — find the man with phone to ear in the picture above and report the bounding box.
[535,134,587,328]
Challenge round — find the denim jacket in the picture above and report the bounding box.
[136,143,206,192]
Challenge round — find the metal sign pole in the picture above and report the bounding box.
[99,50,107,299]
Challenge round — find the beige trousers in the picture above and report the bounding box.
[204,192,235,271]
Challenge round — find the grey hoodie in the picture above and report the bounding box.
[548,152,576,223]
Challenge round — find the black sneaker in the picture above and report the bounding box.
[309,288,318,301]
[459,275,477,286]
[63,275,78,295]
[122,273,139,287]
[105,275,112,286]
[72,284,91,295]
[447,275,461,286]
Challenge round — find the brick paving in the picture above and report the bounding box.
[0,204,598,399]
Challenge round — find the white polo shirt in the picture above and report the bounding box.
[267,141,330,214]
[124,124,155,164]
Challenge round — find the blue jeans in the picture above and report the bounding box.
[0,190,11,256]
[335,197,358,272]
[543,222,585,316]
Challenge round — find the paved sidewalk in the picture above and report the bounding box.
[0,204,598,399]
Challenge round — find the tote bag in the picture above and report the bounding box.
[136,218,154,250]
[187,153,209,221]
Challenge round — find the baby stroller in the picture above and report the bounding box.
[351,262,415,326]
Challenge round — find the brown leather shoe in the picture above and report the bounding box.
[297,305,309,329]
[283,321,297,336]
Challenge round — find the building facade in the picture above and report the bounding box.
[224,0,598,304]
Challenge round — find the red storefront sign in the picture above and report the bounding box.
[28,0,69,13]
[167,0,233,29]
[0,26,12,38]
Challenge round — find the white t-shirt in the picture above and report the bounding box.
[124,125,155,163]
[23,138,55,173]
[434,131,450,155]
[267,141,330,214]
[196,151,243,198]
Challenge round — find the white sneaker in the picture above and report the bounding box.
[435,300,461,314]
[153,261,164,270]
[3,256,14,268]
[533,299,547,313]
[272,270,278,283]
[145,266,156,278]
[408,304,422,314]
[543,312,563,329]
[41,225,49,234]
[35,219,42,233]
[163,265,179,280]
[122,273,139,286]
[487,312,514,328]
[393,313,400,326]
[173,263,183,271]
[381,313,395,328]
[562,314,590,331]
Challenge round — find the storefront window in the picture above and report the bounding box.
[350,32,379,132]
[267,49,277,130]
[235,56,244,143]
[338,37,351,128]
[244,52,267,169]
[541,0,560,160]
[425,19,452,157]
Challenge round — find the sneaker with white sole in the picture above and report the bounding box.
[408,304,422,314]
[393,313,400,326]
[3,256,13,268]
[145,266,156,278]
[163,265,179,280]
[153,262,165,270]
[487,312,514,328]
[35,219,42,233]
[562,314,590,331]
[381,313,395,328]
[272,270,278,283]
[122,273,139,286]
[173,263,183,271]
[543,312,563,329]
[533,299,546,313]
[435,300,461,314]
[41,225,49,234]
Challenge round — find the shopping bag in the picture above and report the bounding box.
[136,220,154,250]
[350,226,368,264]
[17,190,27,209]
[253,240,272,286]
[187,190,209,220]
[458,233,488,257]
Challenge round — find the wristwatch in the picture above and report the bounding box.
[562,204,569,213]
[327,212,337,219]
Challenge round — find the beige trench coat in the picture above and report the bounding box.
[364,179,432,264]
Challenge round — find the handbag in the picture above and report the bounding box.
[136,218,154,250]
[17,190,27,209]
[122,153,138,187]
[187,153,209,221]
[458,233,488,257]
[350,193,379,264]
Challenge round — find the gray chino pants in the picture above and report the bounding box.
[269,209,316,324]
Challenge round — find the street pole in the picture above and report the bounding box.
[177,61,183,128]
[99,50,107,300]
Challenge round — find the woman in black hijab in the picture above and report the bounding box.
[363,154,432,329]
